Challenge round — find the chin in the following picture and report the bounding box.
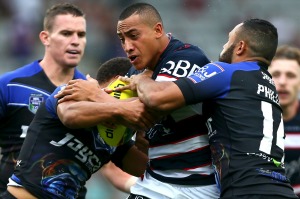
[65,63,78,68]
[133,64,146,71]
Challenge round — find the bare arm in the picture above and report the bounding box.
[100,132,149,193]
[55,78,102,103]
[117,71,186,112]
[100,161,137,193]
[121,145,148,177]
[57,99,157,131]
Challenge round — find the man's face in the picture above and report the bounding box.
[45,14,86,68]
[219,43,235,63]
[219,23,242,63]
[117,14,159,70]
[269,59,300,107]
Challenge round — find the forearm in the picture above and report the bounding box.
[58,100,127,128]
[100,162,137,193]
[121,145,148,177]
[136,75,186,111]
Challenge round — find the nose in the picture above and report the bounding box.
[71,34,80,46]
[277,74,287,86]
[123,40,134,53]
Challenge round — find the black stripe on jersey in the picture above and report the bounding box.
[150,145,211,170]
[147,114,207,146]
[12,71,56,93]
[147,168,215,185]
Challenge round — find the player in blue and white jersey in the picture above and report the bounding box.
[0,3,86,195]
[2,57,154,199]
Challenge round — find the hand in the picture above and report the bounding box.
[117,98,159,131]
[135,131,149,155]
[55,74,101,103]
[108,70,153,93]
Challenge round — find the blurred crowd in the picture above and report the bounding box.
[1,0,300,76]
[0,0,300,74]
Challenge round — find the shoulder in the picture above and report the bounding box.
[0,60,42,83]
[168,37,210,63]
[209,61,260,71]
[74,69,86,79]
[162,46,210,72]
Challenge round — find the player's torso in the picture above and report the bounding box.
[204,62,292,196]
[146,38,215,185]
[14,96,115,199]
[0,63,56,160]
[284,105,300,195]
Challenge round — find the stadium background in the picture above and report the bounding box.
[0,0,299,198]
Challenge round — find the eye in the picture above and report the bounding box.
[287,72,296,79]
[61,31,72,36]
[119,37,125,44]
[78,32,86,38]
[271,72,280,78]
[130,33,139,40]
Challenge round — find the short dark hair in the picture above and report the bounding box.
[238,18,278,63]
[273,45,300,66]
[96,57,132,84]
[44,3,85,31]
[119,2,162,26]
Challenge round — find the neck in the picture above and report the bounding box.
[233,56,269,66]
[148,34,170,71]
[39,59,75,87]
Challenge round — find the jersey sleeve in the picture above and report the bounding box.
[0,78,7,119]
[174,62,232,105]
[45,85,66,119]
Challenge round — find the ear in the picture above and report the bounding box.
[235,40,246,56]
[154,22,163,38]
[39,30,50,46]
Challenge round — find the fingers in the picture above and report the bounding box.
[113,84,131,92]
[129,108,157,131]
[86,74,91,79]
[86,74,98,84]
[57,95,73,104]
[54,88,70,99]
[140,112,157,130]
[135,131,149,155]
[118,76,132,83]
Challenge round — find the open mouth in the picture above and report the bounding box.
[67,50,80,55]
[129,55,137,62]
[278,91,289,98]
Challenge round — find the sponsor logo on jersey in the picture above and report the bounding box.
[188,63,225,83]
[256,84,279,105]
[261,71,275,86]
[28,94,44,114]
[50,133,102,173]
[160,60,202,78]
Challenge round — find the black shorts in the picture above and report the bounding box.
[0,191,17,199]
